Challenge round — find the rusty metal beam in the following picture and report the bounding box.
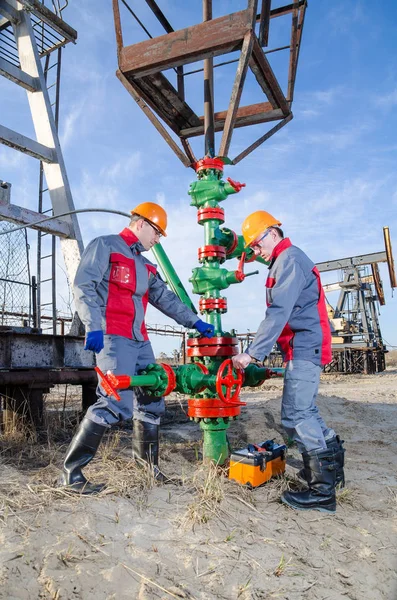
[18,0,77,43]
[232,112,292,164]
[112,0,123,61]
[249,37,290,114]
[257,0,306,21]
[258,0,271,47]
[287,0,306,103]
[116,70,191,167]
[119,10,253,78]
[0,369,96,386]
[219,30,255,158]
[180,103,282,138]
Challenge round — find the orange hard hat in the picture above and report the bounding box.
[131,202,168,237]
[242,210,282,247]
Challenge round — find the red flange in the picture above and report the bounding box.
[199,297,227,313]
[197,207,225,224]
[215,359,246,406]
[187,346,238,357]
[160,363,177,396]
[187,336,237,346]
[188,397,241,418]
[194,157,225,173]
[198,245,226,262]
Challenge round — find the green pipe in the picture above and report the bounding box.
[200,418,230,465]
[152,243,197,314]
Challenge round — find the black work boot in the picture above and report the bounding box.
[281,448,337,513]
[132,420,178,484]
[297,435,345,488]
[59,417,107,494]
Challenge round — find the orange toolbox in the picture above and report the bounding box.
[229,440,287,488]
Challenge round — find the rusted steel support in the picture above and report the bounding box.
[116,70,191,167]
[232,112,293,164]
[18,0,77,43]
[257,0,306,21]
[181,103,282,138]
[258,0,271,47]
[250,37,290,114]
[119,10,253,78]
[0,369,96,386]
[203,0,215,157]
[219,30,255,158]
[287,0,306,103]
[112,0,123,61]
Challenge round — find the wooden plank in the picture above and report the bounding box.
[0,124,56,162]
[250,37,290,114]
[116,70,191,168]
[180,103,282,138]
[219,31,255,158]
[0,202,72,237]
[137,72,201,129]
[120,10,252,78]
[0,56,38,91]
[232,112,292,164]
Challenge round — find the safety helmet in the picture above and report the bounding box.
[242,210,282,247]
[131,202,168,237]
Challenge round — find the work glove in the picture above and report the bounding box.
[194,319,215,338]
[84,330,104,353]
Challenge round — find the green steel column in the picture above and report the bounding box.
[152,243,197,314]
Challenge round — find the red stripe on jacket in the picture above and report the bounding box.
[313,266,332,365]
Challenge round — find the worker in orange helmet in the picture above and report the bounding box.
[60,202,214,494]
[232,210,345,513]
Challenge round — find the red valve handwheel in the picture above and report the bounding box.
[215,359,246,406]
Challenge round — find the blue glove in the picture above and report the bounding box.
[194,319,215,338]
[84,330,104,353]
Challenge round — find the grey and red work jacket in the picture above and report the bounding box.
[73,228,198,341]
[247,238,332,366]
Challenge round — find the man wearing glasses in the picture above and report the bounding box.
[232,210,345,513]
[60,202,214,493]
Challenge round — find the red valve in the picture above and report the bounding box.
[226,177,246,193]
[216,358,246,406]
[235,251,247,282]
[95,367,122,401]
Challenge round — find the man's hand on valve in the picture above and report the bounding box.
[84,330,104,353]
[232,353,253,370]
[194,319,215,338]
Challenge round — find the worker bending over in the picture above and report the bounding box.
[60,202,214,494]
[232,211,345,513]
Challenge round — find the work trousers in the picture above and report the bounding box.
[281,359,335,452]
[86,335,165,427]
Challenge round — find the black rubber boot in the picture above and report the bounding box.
[281,448,337,513]
[59,417,107,494]
[297,435,345,488]
[132,420,178,484]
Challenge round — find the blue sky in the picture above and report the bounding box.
[1,1,396,355]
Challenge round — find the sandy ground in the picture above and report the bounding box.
[1,369,397,600]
